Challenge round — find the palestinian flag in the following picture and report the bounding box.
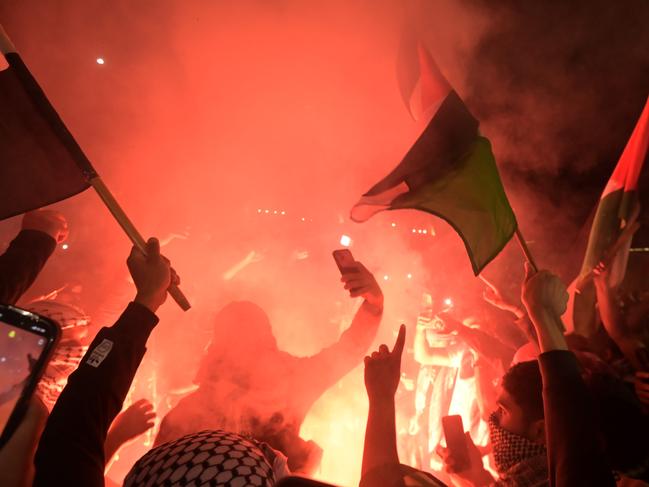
[569,95,649,335]
[581,95,649,275]
[0,26,94,221]
[351,42,517,275]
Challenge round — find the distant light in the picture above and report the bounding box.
[281,211,286,215]
[383,275,389,281]
[422,229,427,234]
[301,217,306,222]
[257,209,262,213]
[391,222,397,228]
[273,210,278,214]
[340,235,352,247]
[265,209,270,214]
[412,229,416,233]
[96,57,105,65]
[8,330,16,338]
[444,297,453,307]
[407,273,412,279]
[61,244,69,250]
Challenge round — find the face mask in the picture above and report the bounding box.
[488,411,546,474]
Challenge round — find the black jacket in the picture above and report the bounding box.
[33,302,158,487]
[0,229,56,305]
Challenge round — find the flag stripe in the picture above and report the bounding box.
[0,52,92,220]
[5,53,97,177]
[389,137,517,274]
[350,181,409,222]
[603,96,649,197]
[362,91,478,198]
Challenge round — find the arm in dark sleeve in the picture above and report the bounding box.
[33,302,158,487]
[454,325,514,370]
[0,230,56,305]
[539,350,616,487]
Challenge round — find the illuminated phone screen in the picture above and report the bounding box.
[0,321,47,432]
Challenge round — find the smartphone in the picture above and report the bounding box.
[442,414,470,472]
[332,249,357,274]
[0,304,60,448]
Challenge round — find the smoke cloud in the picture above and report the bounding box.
[1,0,647,484]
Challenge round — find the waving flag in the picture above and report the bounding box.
[569,95,649,335]
[0,25,191,310]
[0,32,94,220]
[351,42,517,275]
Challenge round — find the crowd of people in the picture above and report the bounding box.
[0,208,648,486]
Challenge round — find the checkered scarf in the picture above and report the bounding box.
[37,343,87,410]
[488,412,547,482]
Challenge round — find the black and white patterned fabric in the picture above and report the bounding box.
[488,412,546,475]
[124,430,276,487]
[27,300,90,410]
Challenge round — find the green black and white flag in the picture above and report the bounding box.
[351,42,517,275]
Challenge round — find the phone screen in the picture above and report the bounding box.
[0,305,59,446]
[442,414,470,472]
[332,249,357,274]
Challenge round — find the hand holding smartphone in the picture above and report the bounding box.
[0,304,60,448]
[332,249,357,275]
[442,414,470,472]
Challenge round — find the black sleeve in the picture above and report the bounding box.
[538,350,616,487]
[33,302,158,487]
[0,229,56,305]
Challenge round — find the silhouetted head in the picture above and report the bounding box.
[497,360,545,443]
[211,301,277,351]
[195,301,278,384]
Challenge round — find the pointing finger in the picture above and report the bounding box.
[392,324,406,360]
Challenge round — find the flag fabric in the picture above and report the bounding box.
[397,30,451,122]
[581,95,649,275]
[351,42,517,275]
[0,43,95,221]
[568,95,649,335]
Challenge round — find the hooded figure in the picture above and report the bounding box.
[157,275,383,475]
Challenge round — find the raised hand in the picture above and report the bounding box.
[22,210,69,243]
[109,399,156,444]
[364,325,406,402]
[480,274,525,318]
[128,238,175,313]
[521,263,568,318]
[437,432,493,485]
[480,274,506,307]
[341,261,384,312]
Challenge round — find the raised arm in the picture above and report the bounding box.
[521,263,615,487]
[593,261,649,371]
[302,261,383,392]
[104,399,156,468]
[33,238,173,487]
[0,210,67,305]
[360,325,406,487]
[438,313,514,370]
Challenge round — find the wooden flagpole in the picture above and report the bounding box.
[90,177,191,311]
[514,227,538,273]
